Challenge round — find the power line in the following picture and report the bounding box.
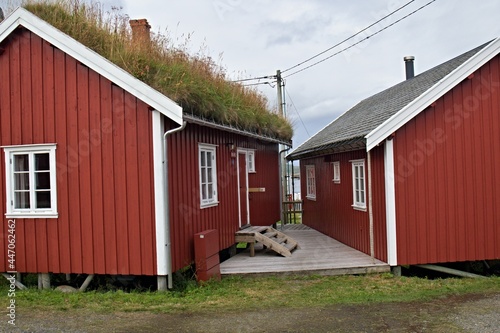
[242,81,277,87]
[231,75,275,83]
[284,0,437,79]
[285,87,311,138]
[281,0,417,74]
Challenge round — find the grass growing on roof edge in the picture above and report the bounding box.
[18,0,293,141]
[2,274,499,313]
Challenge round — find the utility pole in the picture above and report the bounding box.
[276,70,289,225]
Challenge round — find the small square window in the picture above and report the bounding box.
[332,161,340,183]
[3,144,58,218]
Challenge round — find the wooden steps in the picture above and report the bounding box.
[235,226,299,257]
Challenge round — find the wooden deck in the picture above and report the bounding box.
[220,225,390,276]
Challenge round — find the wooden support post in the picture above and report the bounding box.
[79,274,95,292]
[391,266,402,277]
[39,273,51,290]
[157,276,167,291]
[249,242,255,257]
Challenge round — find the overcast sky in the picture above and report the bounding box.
[4,0,500,147]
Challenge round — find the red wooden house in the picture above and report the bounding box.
[0,8,283,289]
[288,38,500,270]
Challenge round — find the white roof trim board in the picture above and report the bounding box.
[0,7,183,125]
[366,37,500,151]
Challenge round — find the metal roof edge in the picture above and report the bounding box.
[184,114,291,145]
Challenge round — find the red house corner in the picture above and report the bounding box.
[288,38,500,272]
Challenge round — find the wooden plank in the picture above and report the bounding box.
[112,85,129,275]
[66,55,83,273]
[88,69,105,274]
[43,39,60,273]
[54,47,71,273]
[77,62,94,274]
[136,101,155,275]
[124,93,141,275]
[101,76,118,275]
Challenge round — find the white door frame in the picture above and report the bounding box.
[236,149,250,227]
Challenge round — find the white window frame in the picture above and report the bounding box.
[3,144,58,218]
[305,165,316,200]
[199,144,218,208]
[351,159,366,211]
[247,150,256,173]
[332,161,340,183]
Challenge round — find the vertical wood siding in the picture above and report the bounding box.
[168,123,280,272]
[0,29,157,275]
[394,54,500,265]
[370,144,388,263]
[300,150,373,256]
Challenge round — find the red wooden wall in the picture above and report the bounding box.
[168,123,280,271]
[0,28,158,275]
[394,54,500,265]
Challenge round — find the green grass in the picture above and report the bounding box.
[2,274,499,314]
[15,0,293,141]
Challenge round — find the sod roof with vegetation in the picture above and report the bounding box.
[20,0,293,142]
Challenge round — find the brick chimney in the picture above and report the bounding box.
[129,19,151,48]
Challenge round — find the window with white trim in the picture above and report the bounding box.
[351,160,366,210]
[332,161,340,183]
[305,165,316,200]
[199,144,218,207]
[247,151,255,173]
[3,144,58,218]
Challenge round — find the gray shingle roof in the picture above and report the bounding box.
[288,41,491,160]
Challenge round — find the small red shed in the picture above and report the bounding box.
[0,7,284,289]
[288,39,500,269]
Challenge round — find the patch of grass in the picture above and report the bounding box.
[16,0,293,141]
[1,274,499,314]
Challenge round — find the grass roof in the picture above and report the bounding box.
[19,0,293,142]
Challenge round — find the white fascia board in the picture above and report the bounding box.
[366,37,500,151]
[0,7,183,125]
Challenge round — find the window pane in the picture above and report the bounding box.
[36,171,51,190]
[14,173,30,190]
[201,151,206,167]
[207,152,212,167]
[14,192,30,209]
[35,153,50,171]
[14,155,29,171]
[207,167,212,183]
[202,184,207,200]
[208,183,213,199]
[36,191,51,208]
[201,168,207,183]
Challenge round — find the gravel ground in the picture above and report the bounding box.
[1,293,499,332]
[448,293,500,333]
